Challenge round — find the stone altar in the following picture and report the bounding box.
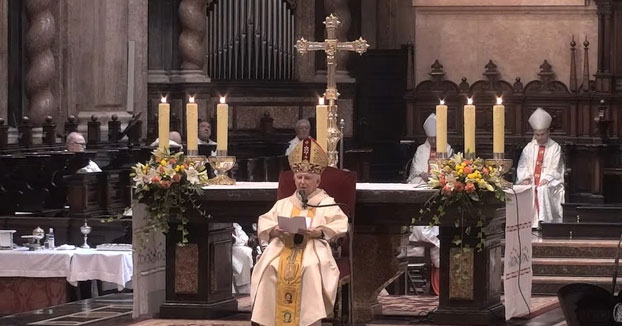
[133,182,505,325]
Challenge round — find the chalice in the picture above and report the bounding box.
[208,155,236,185]
[80,220,92,249]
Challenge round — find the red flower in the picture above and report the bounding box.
[440,175,446,186]
[151,176,161,183]
[482,167,489,175]
[465,182,476,193]
[454,182,464,192]
[171,173,182,183]
[160,180,171,189]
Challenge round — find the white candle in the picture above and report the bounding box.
[186,96,198,152]
[216,97,228,153]
[158,96,170,150]
[436,99,447,154]
[464,97,476,156]
[316,97,328,151]
[493,97,505,154]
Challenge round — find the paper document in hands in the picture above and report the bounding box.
[277,216,312,234]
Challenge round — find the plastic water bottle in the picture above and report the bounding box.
[45,228,55,250]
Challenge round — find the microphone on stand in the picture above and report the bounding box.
[299,190,308,209]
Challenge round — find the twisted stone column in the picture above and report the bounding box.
[179,0,206,70]
[25,0,55,126]
[324,0,350,72]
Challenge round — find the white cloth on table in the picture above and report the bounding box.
[0,249,72,278]
[67,249,133,291]
[516,138,565,227]
[232,223,253,294]
[503,185,535,320]
[407,226,440,268]
[407,140,454,186]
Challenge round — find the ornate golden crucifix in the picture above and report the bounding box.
[294,14,369,167]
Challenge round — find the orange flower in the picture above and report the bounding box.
[465,182,476,193]
[151,176,161,183]
[454,182,464,192]
[440,175,446,186]
[442,185,452,195]
[463,166,473,174]
[171,173,182,183]
[482,167,489,175]
[160,180,171,189]
[464,160,472,165]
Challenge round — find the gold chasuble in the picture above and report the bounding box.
[275,207,315,326]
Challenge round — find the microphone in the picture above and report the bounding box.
[299,190,308,209]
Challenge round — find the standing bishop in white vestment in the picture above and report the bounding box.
[251,138,348,326]
[407,113,454,186]
[516,108,565,228]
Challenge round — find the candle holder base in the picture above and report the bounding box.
[208,156,236,185]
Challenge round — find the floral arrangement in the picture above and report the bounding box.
[417,153,509,251]
[130,147,210,245]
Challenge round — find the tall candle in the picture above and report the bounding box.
[316,97,328,151]
[436,99,447,154]
[493,97,505,154]
[464,97,476,155]
[216,97,228,152]
[158,96,170,150]
[186,96,198,152]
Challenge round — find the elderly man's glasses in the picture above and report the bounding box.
[70,142,86,146]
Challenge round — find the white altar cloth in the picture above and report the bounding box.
[204,182,427,191]
[0,248,133,290]
[503,185,535,320]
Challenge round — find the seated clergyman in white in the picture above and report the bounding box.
[232,223,253,294]
[516,108,565,228]
[405,113,450,296]
[285,119,311,156]
[66,132,101,173]
[407,113,454,187]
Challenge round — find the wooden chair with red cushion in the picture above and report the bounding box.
[276,166,356,325]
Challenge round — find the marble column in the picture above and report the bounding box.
[129,0,149,135]
[0,0,7,121]
[294,0,315,82]
[174,0,209,82]
[25,0,56,126]
[324,0,351,77]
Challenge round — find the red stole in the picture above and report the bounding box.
[428,148,436,173]
[533,145,546,213]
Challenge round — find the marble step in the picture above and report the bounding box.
[532,239,621,258]
[541,222,622,239]
[532,275,622,295]
[563,205,622,223]
[532,257,618,277]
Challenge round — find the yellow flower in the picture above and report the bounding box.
[160,159,167,166]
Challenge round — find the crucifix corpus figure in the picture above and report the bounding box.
[294,13,369,167]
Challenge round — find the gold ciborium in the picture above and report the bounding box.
[185,151,208,171]
[485,153,514,188]
[208,155,236,185]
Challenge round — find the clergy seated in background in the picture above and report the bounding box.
[407,113,454,187]
[198,120,217,156]
[285,119,311,155]
[251,138,348,326]
[149,131,184,149]
[516,108,565,228]
[405,113,449,296]
[232,223,253,294]
[66,132,102,173]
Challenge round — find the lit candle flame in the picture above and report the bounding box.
[496,97,503,105]
[220,96,226,104]
[161,96,167,103]
[467,97,473,105]
[189,96,195,103]
[440,99,445,105]
[319,97,325,105]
